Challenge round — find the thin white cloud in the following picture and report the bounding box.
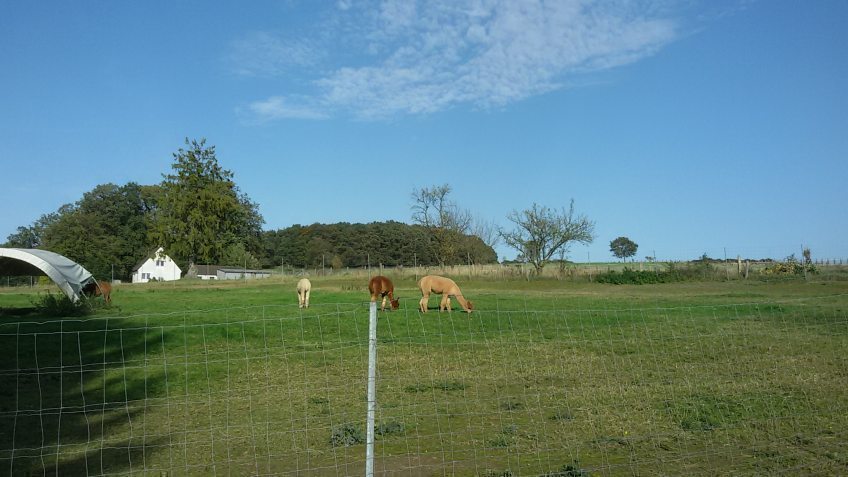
[242,96,328,121]
[226,31,319,77]
[233,0,685,120]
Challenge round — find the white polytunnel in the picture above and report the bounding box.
[0,248,95,302]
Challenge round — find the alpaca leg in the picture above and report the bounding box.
[419,294,428,313]
[305,289,310,308]
[440,295,451,312]
[298,292,303,308]
[381,295,387,311]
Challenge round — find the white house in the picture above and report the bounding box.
[131,247,182,283]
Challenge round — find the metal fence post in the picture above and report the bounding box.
[366,301,377,476]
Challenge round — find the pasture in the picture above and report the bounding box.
[0,276,846,476]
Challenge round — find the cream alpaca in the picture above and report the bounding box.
[296,278,311,308]
[417,275,473,313]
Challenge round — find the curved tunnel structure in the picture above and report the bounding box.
[0,248,94,302]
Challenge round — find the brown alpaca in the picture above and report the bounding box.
[368,275,399,311]
[417,275,473,313]
[83,281,112,305]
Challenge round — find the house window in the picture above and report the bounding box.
[156,260,165,267]
[142,273,150,280]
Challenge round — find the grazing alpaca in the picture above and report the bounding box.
[296,278,311,308]
[417,275,473,313]
[83,281,112,305]
[368,275,399,311]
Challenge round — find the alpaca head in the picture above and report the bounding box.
[390,297,400,310]
[465,301,474,313]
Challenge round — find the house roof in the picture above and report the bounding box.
[0,248,94,302]
[132,247,167,271]
[218,268,271,274]
[186,265,269,276]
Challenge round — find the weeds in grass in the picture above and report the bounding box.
[664,395,749,431]
[488,425,518,448]
[500,399,523,411]
[541,462,589,477]
[375,421,405,437]
[404,380,467,393]
[30,292,93,317]
[487,434,513,448]
[329,423,364,447]
[404,383,429,393]
[549,410,574,421]
[435,380,466,391]
[482,470,514,477]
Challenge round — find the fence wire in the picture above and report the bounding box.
[0,297,846,476]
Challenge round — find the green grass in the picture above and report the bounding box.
[0,277,846,475]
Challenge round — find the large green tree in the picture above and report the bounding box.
[4,206,71,248]
[499,200,595,275]
[609,236,638,262]
[149,138,263,266]
[41,183,156,280]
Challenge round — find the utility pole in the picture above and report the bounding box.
[802,244,807,280]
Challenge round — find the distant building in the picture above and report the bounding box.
[217,267,271,280]
[189,264,222,280]
[186,263,271,280]
[131,247,182,283]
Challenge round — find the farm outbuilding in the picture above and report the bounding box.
[0,248,94,302]
[185,264,270,280]
[217,268,271,280]
[189,264,222,280]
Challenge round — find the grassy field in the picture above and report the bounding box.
[0,276,846,476]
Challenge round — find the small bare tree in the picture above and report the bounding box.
[499,200,595,275]
[472,216,500,250]
[411,184,472,265]
[411,184,471,232]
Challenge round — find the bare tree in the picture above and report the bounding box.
[411,184,472,265]
[499,200,595,275]
[472,216,500,250]
[411,184,471,232]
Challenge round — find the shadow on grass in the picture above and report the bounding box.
[0,315,172,475]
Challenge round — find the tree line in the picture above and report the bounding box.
[261,222,496,270]
[5,138,608,281]
[3,139,502,280]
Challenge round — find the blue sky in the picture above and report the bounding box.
[1,0,846,262]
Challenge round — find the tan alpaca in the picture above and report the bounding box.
[417,275,473,313]
[296,278,311,308]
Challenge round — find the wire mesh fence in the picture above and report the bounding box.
[1,296,846,475]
